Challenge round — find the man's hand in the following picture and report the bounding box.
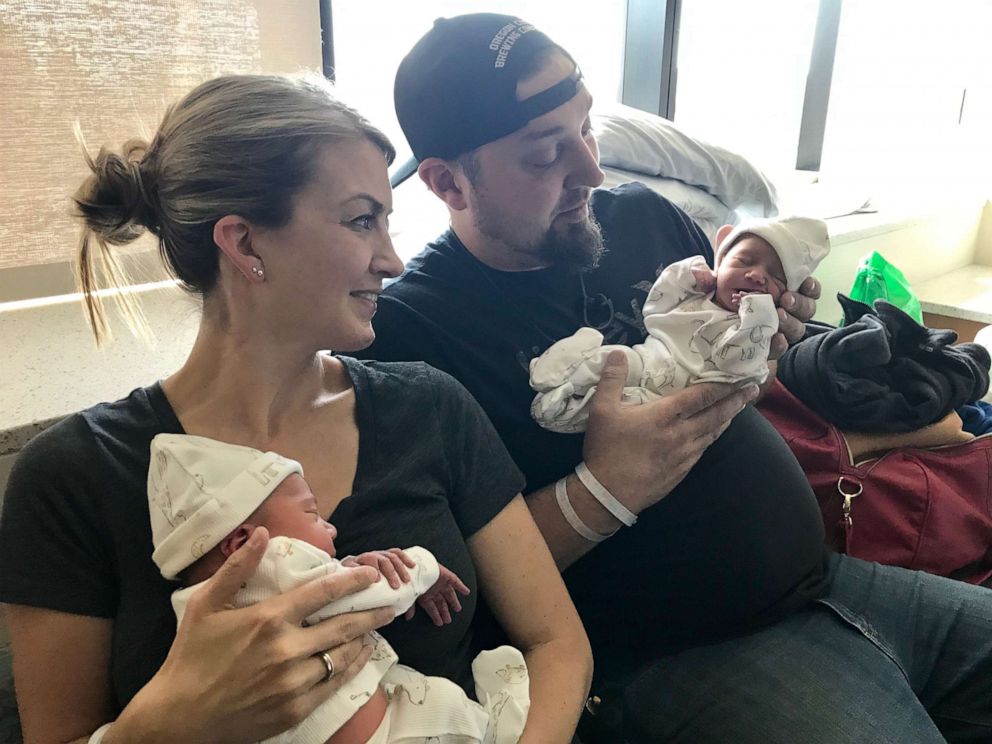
[581,351,759,516]
[690,264,717,294]
[413,565,471,626]
[769,276,820,360]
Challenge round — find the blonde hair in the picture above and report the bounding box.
[72,73,395,344]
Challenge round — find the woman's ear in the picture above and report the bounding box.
[220,524,255,558]
[214,215,265,282]
[418,158,468,211]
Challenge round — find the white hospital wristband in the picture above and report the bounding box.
[555,477,617,543]
[88,723,113,744]
[575,461,638,527]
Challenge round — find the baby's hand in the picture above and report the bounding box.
[691,265,717,294]
[342,548,416,589]
[412,565,471,627]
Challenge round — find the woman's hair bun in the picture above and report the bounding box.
[73,138,158,244]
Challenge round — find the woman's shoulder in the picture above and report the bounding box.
[338,356,470,403]
[0,384,172,618]
[11,383,173,481]
[338,355,489,441]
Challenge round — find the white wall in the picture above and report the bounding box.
[0,0,323,302]
[813,203,983,323]
[975,201,992,267]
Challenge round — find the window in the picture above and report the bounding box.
[0,0,321,300]
[671,0,992,187]
[819,0,992,184]
[8,0,990,301]
[672,0,821,174]
[331,0,628,163]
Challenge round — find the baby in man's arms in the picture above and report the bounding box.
[530,216,830,433]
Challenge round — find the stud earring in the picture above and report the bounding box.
[251,265,265,278]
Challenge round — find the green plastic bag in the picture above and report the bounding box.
[846,250,923,325]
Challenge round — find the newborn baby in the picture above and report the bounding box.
[530,216,830,433]
[148,433,529,744]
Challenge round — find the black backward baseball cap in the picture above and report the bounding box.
[391,13,581,186]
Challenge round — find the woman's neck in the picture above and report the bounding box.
[162,313,347,448]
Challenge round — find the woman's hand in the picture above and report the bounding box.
[109,528,394,744]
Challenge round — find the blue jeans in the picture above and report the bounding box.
[622,554,992,743]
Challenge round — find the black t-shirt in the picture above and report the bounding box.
[359,183,831,681]
[0,357,524,708]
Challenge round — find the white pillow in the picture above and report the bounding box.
[593,103,779,218]
[600,167,735,246]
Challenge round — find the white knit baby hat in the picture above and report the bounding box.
[718,216,830,290]
[148,433,303,580]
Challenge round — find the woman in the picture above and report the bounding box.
[0,74,591,743]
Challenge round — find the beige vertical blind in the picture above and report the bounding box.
[0,0,321,273]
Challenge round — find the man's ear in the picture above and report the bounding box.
[214,215,264,282]
[418,158,468,211]
[220,524,255,558]
[714,224,735,250]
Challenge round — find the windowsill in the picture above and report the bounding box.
[915,264,992,325]
[772,168,990,247]
[0,284,198,456]
[825,209,934,245]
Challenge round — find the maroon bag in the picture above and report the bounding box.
[758,379,992,584]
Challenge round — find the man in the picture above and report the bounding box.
[358,13,992,743]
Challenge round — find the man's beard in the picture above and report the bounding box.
[534,212,605,269]
[471,190,606,270]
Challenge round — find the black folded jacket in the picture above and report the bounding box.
[778,295,991,433]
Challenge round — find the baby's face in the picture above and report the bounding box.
[714,235,787,311]
[254,473,338,556]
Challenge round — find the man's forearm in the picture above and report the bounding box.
[525,474,624,571]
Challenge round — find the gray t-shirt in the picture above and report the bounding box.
[0,357,524,707]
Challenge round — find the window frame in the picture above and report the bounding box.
[321,0,843,172]
[621,0,681,120]
[320,0,335,80]
[619,0,843,171]
[795,0,843,171]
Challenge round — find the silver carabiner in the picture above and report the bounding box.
[837,477,864,527]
